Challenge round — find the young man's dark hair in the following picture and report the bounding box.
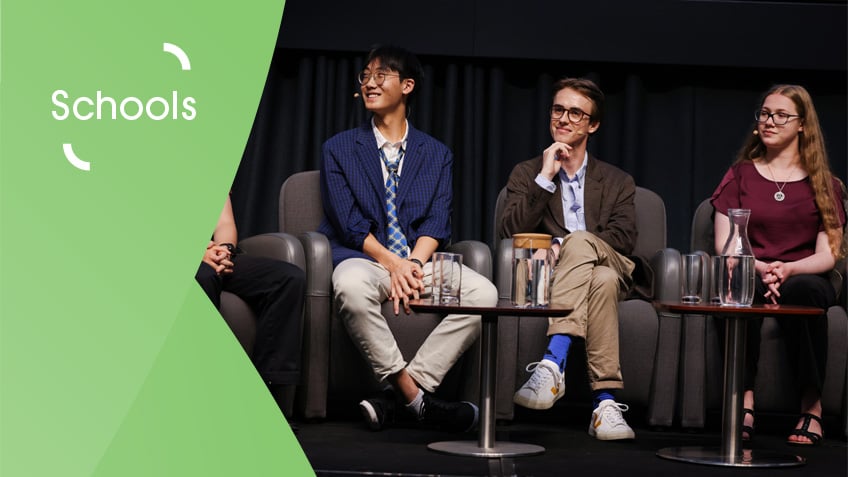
[364,44,423,109]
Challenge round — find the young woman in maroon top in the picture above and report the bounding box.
[711,84,846,446]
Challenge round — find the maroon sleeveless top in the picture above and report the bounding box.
[711,161,845,262]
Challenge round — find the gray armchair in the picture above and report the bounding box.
[492,186,681,427]
[279,170,492,419]
[678,198,848,436]
[218,232,306,415]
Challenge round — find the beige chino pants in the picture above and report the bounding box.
[548,231,635,390]
[333,258,498,393]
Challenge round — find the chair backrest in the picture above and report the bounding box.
[493,185,666,258]
[690,198,715,254]
[279,170,323,234]
[633,186,667,259]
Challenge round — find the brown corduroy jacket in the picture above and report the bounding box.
[499,154,653,299]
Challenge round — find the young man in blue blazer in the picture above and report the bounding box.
[318,45,497,433]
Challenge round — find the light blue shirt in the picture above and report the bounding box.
[534,151,588,237]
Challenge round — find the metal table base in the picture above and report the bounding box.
[428,440,545,458]
[657,446,804,467]
[428,311,545,458]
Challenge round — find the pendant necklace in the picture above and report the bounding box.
[765,163,791,202]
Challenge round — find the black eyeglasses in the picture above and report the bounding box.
[550,105,591,124]
[358,71,400,86]
[754,109,802,126]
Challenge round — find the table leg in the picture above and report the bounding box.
[428,313,545,458]
[721,316,747,458]
[478,313,497,449]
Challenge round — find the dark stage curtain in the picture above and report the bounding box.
[232,48,847,253]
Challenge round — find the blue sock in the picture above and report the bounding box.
[542,334,571,373]
[593,390,616,409]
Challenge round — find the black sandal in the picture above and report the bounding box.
[787,413,823,446]
[742,408,755,442]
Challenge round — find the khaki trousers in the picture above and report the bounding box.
[548,231,634,390]
[333,258,497,392]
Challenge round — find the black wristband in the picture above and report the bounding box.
[409,258,424,268]
[220,243,238,255]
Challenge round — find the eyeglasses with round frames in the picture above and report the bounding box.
[754,109,801,126]
[358,71,401,86]
[550,105,591,124]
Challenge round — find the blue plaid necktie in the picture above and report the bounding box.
[380,148,408,258]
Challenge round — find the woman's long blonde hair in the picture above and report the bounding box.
[734,84,845,260]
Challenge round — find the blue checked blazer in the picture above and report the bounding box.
[318,122,453,267]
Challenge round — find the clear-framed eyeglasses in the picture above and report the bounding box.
[358,70,400,86]
[550,105,591,124]
[754,109,802,126]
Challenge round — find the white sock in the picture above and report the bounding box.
[405,389,425,418]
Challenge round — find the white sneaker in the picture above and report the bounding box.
[513,359,565,410]
[588,399,636,440]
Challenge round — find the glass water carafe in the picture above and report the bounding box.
[717,208,755,307]
[511,233,556,307]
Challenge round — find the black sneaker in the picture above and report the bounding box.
[419,393,479,433]
[358,391,396,431]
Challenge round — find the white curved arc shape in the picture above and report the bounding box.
[63,143,90,171]
[162,42,191,71]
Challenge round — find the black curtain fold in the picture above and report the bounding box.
[232,48,847,253]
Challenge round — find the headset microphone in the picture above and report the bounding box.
[354,92,360,98]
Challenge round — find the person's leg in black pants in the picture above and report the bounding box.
[218,254,306,386]
[195,261,224,309]
[773,274,835,399]
[195,255,306,420]
[772,273,835,443]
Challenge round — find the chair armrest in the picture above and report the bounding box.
[446,240,492,280]
[238,232,305,271]
[294,231,333,419]
[495,238,514,300]
[297,231,333,298]
[651,248,682,302]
